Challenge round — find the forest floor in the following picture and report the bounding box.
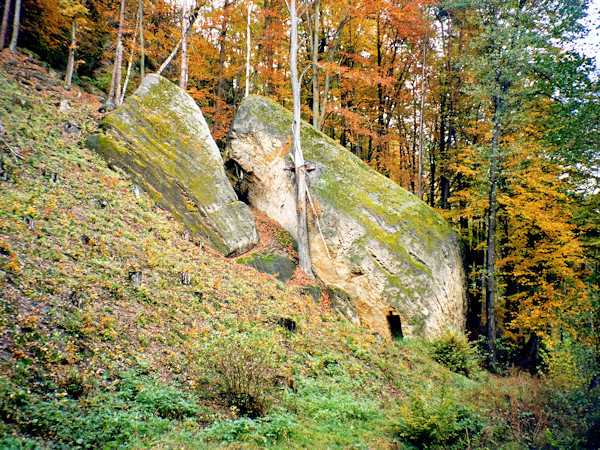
[0,49,598,448]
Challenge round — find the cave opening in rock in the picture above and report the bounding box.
[387,312,403,340]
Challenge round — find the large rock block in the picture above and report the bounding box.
[227,96,466,338]
[87,75,258,257]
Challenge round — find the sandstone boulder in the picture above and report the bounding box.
[88,75,258,256]
[226,96,466,338]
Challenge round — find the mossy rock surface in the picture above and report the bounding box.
[87,74,258,256]
[227,96,467,338]
[237,252,296,283]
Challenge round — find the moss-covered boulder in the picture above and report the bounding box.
[226,96,466,338]
[87,75,258,256]
[237,252,296,283]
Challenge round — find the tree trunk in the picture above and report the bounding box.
[120,16,138,104]
[311,0,320,127]
[317,9,349,130]
[180,0,188,90]
[8,0,20,53]
[156,5,201,76]
[245,2,251,97]
[139,0,144,79]
[213,0,230,134]
[290,0,313,277]
[417,10,429,200]
[65,19,77,87]
[485,95,502,367]
[0,0,12,49]
[107,0,126,105]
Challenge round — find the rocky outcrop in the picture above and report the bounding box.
[87,74,258,257]
[226,96,467,339]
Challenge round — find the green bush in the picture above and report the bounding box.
[429,329,481,377]
[395,382,483,448]
[199,327,281,417]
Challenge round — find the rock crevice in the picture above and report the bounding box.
[88,74,258,257]
[227,95,467,338]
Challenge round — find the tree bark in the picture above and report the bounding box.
[156,5,202,76]
[245,2,252,98]
[311,0,320,127]
[107,0,126,105]
[317,9,349,130]
[8,0,20,53]
[213,0,230,134]
[179,0,188,90]
[289,0,313,277]
[417,9,429,200]
[65,19,77,87]
[65,0,87,89]
[139,0,144,79]
[120,15,138,104]
[0,0,12,49]
[485,94,503,368]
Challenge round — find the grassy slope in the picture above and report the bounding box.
[0,52,593,449]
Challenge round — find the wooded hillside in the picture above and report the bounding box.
[1,0,599,446]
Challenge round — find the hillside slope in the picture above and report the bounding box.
[0,51,597,448]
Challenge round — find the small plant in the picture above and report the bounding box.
[429,328,481,377]
[203,412,296,444]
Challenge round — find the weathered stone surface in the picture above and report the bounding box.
[87,74,258,256]
[226,95,467,338]
[237,252,296,283]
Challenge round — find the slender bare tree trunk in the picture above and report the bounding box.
[120,16,138,104]
[139,0,144,79]
[65,0,87,89]
[311,0,320,127]
[289,0,313,277]
[245,2,251,98]
[156,5,201,76]
[8,0,20,53]
[485,95,503,368]
[317,9,348,130]
[65,20,77,87]
[213,0,230,132]
[417,11,429,200]
[0,0,12,49]
[180,0,188,90]
[107,0,126,105]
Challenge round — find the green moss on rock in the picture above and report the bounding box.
[227,96,467,338]
[87,75,258,257]
[237,252,296,283]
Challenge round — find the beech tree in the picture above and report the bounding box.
[445,0,588,365]
[107,0,127,106]
[63,0,88,88]
[180,0,189,90]
[287,0,313,276]
[138,0,144,79]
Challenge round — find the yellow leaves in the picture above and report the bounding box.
[23,205,36,217]
[42,195,57,220]
[1,237,22,273]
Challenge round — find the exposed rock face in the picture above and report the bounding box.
[227,96,467,338]
[87,74,258,257]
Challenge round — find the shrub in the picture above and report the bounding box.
[199,328,281,417]
[429,329,481,377]
[395,381,483,447]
